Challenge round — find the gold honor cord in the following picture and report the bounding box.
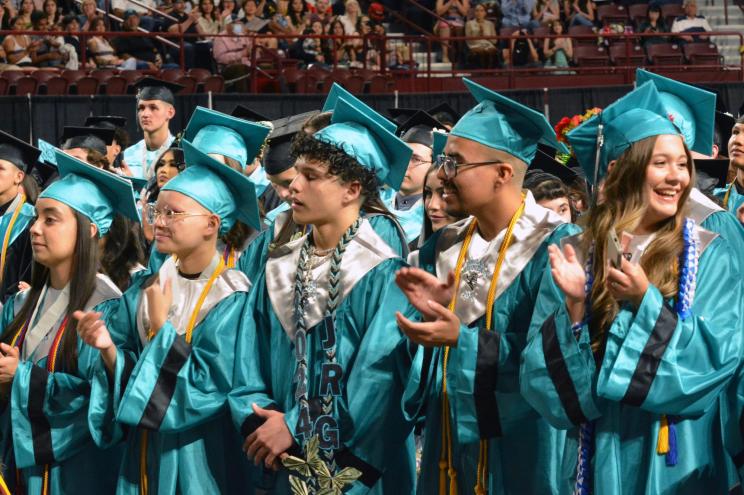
[0,194,27,286]
[0,473,10,495]
[722,180,735,209]
[440,197,526,495]
[140,257,226,495]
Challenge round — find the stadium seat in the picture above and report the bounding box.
[683,43,723,65]
[202,75,225,93]
[31,70,59,85]
[573,45,609,66]
[345,74,366,93]
[0,78,8,96]
[90,69,117,82]
[44,76,69,95]
[14,76,38,96]
[597,4,629,25]
[629,3,648,28]
[188,68,212,83]
[661,4,685,26]
[175,75,197,94]
[161,68,185,82]
[103,75,128,95]
[646,42,684,65]
[61,69,88,84]
[1,71,27,86]
[74,76,100,95]
[609,43,646,66]
[368,74,395,93]
[568,25,597,45]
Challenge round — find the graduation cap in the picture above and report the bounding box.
[231,105,271,123]
[451,78,569,165]
[432,130,448,159]
[322,83,396,134]
[526,148,580,189]
[126,174,150,191]
[0,130,41,172]
[716,111,736,157]
[133,77,185,106]
[695,158,730,193]
[567,82,678,186]
[314,96,413,190]
[40,150,139,236]
[84,115,127,129]
[61,126,116,156]
[635,69,716,156]
[164,139,261,231]
[397,110,446,148]
[183,106,271,170]
[427,102,460,127]
[264,110,319,175]
[387,107,419,127]
[28,160,58,188]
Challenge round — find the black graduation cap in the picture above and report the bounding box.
[61,126,116,156]
[397,110,446,148]
[133,77,184,105]
[695,158,730,194]
[715,111,736,157]
[84,115,127,129]
[27,159,58,188]
[526,148,580,190]
[387,107,419,127]
[264,110,318,175]
[231,105,271,123]
[0,130,41,172]
[427,102,460,128]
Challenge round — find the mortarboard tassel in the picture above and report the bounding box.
[665,418,678,466]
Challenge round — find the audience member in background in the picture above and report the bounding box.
[43,0,61,28]
[324,18,356,65]
[505,27,540,66]
[434,0,469,63]
[164,0,199,68]
[221,0,239,21]
[533,0,560,24]
[113,10,162,70]
[502,0,539,30]
[30,12,67,67]
[288,0,309,32]
[61,14,88,66]
[465,4,497,68]
[214,19,253,90]
[89,17,137,68]
[16,0,35,28]
[543,19,572,67]
[196,0,226,36]
[242,0,268,31]
[77,0,97,31]
[638,5,668,45]
[569,0,595,27]
[0,0,18,31]
[2,16,39,66]
[311,0,332,23]
[338,0,360,34]
[671,0,711,43]
[111,0,158,30]
[295,16,328,65]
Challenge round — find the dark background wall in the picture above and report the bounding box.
[1,83,742,146]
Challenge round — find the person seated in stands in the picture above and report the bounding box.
[221,0,239,22]
[77,0,97,32]
[434,0,469,64]
[502,0,539,29]
[111,0,158,31]
[543,19,572,67]
[465,4,498,68]
[310,0,333,24]
[2,15,40,67]
[504,27,540,66]
[338,0,360,34]
[164,0,198,68]
[322,18,355,66]
[43,0,61,29]
[62,14,93,68]
[0,0,18,31]
[533,0,560,25]
[568,0,595,27]
[195,0,228,38]
[354,15,379,68]
[88,17,138,69]
[288,0,310,33]
[16,0,35,29]
[296,16,328,66]
[113,10,162,70]
[638,5,668,45]
[671,0,711,43]
[241,0,269,32]
[213,19,253,91]
[30,12,67,67]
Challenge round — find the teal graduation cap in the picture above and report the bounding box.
[451,78,569,165]
[183,106,271,170]
[162,139,261,232]
[567,81,679,185]
[322,83,397,134]
[635,69,715,156]
[432,130,448,160]
[39,150,139,236]
[314,96,413,190]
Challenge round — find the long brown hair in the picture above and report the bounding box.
[580,135,694,355]
[1,210,100,373]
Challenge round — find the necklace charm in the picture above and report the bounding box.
[461,257,488,300]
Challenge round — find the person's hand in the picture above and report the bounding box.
[548,243,585,303]
[395,267,455,320]
[73,311,114,351]
[736,203,744,224]
[0,344,19,385]
[17,281,30,291]
[396,300,460,347]
[606,256,648,309]
[243,404,294,470]
[145,278,172,336]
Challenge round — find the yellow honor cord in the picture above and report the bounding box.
[140,430,149,495]
[441,197,526,495]
[722,180,735,210]
[0,193,26,286]
[0,472,10,495]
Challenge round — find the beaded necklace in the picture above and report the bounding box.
[572,218,699,495]
[292,217,362,468]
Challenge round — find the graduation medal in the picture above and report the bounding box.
[461,257,488,301]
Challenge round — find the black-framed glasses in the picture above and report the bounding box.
[434,154,505,179]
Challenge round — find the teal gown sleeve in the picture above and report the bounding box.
[367,214,408,258]
[9,298,119,469]
[115,291,249,432]
[237,227,274,284]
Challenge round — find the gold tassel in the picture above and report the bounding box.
[439,460,448,495]
[656,414,669,455]
[448,468,458,495]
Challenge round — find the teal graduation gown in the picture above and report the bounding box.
[520,226,743,494]
[385,193,425,244]
[0,193,34,302]
[404,192,579,495]
[0,274,124,494]
[688,188,744,273]
[714,180,744,218]
[89,254,256,495]
[229,218,418,495]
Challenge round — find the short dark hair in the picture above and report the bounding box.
[531,178,569,203]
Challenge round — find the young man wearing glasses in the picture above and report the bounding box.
[396,78,579,494]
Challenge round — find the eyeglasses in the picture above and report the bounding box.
[145,204,211,225]
[434,154,505,179]
[409,156,432,168]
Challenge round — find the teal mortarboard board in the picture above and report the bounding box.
[163,139,261,232]
[38,138,58,166]
[432,130,448,160]
[0,130,40,172]
[567,82,679,186]
[39,150,139,236]
[635,69,715,156]
[322,83,397,134]
[451,78,569,165]
[126,175,150,191]
[314,96,413,190]
[183,106,271,170]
